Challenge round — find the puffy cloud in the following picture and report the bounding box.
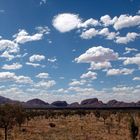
[0,87,26,101]
[0,72,15,81]
[36,73,49,79]
[123,53,140,66]
[100,15,117,26]
[15,76,33,84]
[34,80,56,89]
[56,88,67,93]
[99,28,119,40]
[13,29,43,44]
[80,28,98,39]
[80,27,119,40]
[53,13,140,45]
[29,54,45,62]
[69,79,86,86]
[53,13,101,33]
[115,32,139,44]
[75,46,118,63]
[68,86,96,95]
[80,71,97,80]
[78,18,100,28]
[1,51,15,60]
[2,63,22,70]
[112,86,134,92]
[133,77,140,81]
[0,28,49,60]
[0,72,32,84]
[0,39,18,53]
[52,13,81,32]
[113,14,140,30]
[107,68,134,76]
[89,61,112,70]
[0,39,19,60]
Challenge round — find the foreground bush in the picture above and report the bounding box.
[0,104,26,140]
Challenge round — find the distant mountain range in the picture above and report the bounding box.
[0,96,140,108]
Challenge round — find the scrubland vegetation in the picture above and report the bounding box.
[0,104,140,140]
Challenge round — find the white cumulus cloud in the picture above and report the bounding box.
[80,71,97,80]
[13,29,43,44]
[113,14,140,30]
[75,46,118,63]
[0,39,19,60]
[107,68,134,76]
[99,28,119,40]
[115,32,139,44]
[52,13,81,32]
[36,73,49,79]
[2,63,22,70]
[34,80,56,89]
[123,53,140,66]
[80,28,98,39]
[100,15,117,26]
[89,61,112,70]
[0,72,32,84]
[29,54,45,62]
[69,79,86,86]
[78,18,100,28]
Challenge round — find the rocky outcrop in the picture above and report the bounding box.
[68,102,80,107]
[81,98,104,107]
[51,101,68,107]
[24,98,49,108]
[0,95,140,108]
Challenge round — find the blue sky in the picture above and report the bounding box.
[0,0,140,103]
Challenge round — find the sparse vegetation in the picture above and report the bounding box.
[0,107,140,140]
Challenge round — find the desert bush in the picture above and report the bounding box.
[116,112,124,125]
[21,128,27,133]
[75,110,86,117]
[0,104,26,140]
[101,111,110,124]
[129,116,138,140]
[14,104,26,130]
[94,110,101,120]
[49,123,56,128]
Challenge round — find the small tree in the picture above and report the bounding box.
[94,110,100,121]
[14,104,26,130]
[0,104,16,140]
[129,116,138,140]
[101,111,110,124]
[0,104,26,140]
[117,112,125,125]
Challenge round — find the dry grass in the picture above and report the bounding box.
[0,110,140,140]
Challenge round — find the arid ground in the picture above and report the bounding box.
[0,109,139,140]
